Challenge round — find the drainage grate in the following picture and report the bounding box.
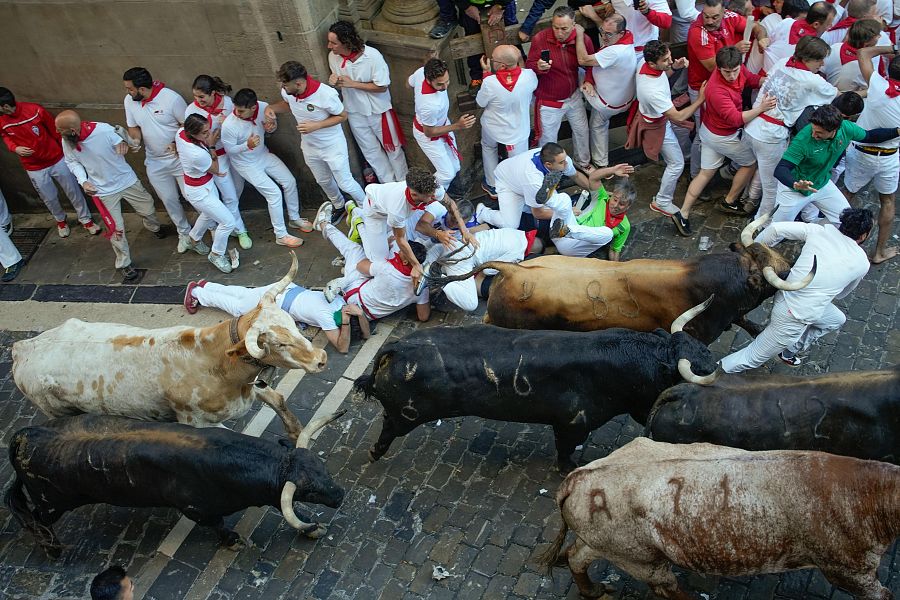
[9,228,49,263]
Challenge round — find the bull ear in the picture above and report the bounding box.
[226,340,249,358]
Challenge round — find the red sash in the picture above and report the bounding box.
[91,195,122,241]
[380,109,406,152]
[413,117,461,161]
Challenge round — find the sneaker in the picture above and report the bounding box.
[475,202,488,223]
[289,218,314,233]
[208,252,233,273]
[429,18,457,39]
[323,278,343,303]
[192,239,211,255]
[535,170,564,205]
[330,203,346,224]
[549,218,570,239]
[313,201,334,232]
[83,220,102,235]
[778,351,802,367]
[649,196,677,217]
[237,232,253,249]
[276,234,304,248]
[481,180,498,200]
[56,221,70,238]
[177,234,192,254]
[1,221,12,236]
[183,280,202,314]
[121,265,140,282]
[348,213,363,244]
[717,198,750,216]
[1,259,23,282]
[672,212,692,237]
[153,225,169,240]
[719,163,738,181]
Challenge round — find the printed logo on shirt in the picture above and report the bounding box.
[31,125,40,136]
[306,104,315,112]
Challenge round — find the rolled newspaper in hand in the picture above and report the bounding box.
[743,15,755,43]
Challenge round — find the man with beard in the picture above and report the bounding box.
[56,110,162,282]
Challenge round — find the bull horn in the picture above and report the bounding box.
[296,409,347,449]
[677,359,721,385]
[263,252,299,305]
[763,255,817,291]
[739,206,778,246]
[279,482,320,533]
[244,322,268,359]
[670,294,715,334]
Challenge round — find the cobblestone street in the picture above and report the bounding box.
[0,165,897,599]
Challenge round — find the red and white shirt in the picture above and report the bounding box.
[476,67,539,143]
[123,83,187,160]
[0,102,63,171]
[585,34,637,111]
[687,11,747,90]
[327,45,393,117]
[636,64,674,120]
[364,180,446,229]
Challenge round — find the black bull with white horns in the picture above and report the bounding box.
[354,298,721,473]
[5,412,345,557]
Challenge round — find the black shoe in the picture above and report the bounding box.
[672,212,692,237]
[153,225,169,240]
[717,198,750,216]
[535,170,564,205]
[122,265,140,282]
[429,19,458,39]
[1,222,11,236]
[330,205,346,224]
[1,260,23,282]
[549,218,569,239]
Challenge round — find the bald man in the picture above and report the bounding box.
[57,110,162,282]
[476,45,538,198]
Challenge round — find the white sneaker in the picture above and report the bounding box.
[323,278,343,303]
[475,202,488,223]
[177,234,192,254]
[208,252,233,273]
[313,201,333,232]
[289,218,314,233]
[56,221,70,238]
[276,234,304,248]
[83,221,102,235]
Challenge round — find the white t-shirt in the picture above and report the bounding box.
[174,129,212,179]
[184,95,233,149]
[220,101,270,170]
[124,87,187,160]
[587,43,637,110]
[364,181,446,228]
[476,68,539,143]
[856,72,900,149]
[636,70,674,120]
[62,122,138,196]
[409,67,450,127]
[822,42,869,91]
[356,259,430,319]
[494,150,576,207]
[610,0,672,49]
[279,285,344,331]
[327,45,393,116]
[406,201,457,243]
[280,84,347,151]
[747,13,783,73]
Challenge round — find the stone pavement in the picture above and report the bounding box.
[0,163,897,600]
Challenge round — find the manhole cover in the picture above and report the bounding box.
[10,227,49,262]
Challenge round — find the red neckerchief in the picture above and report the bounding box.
[611,31,635,46]
[387,253,413,276]
[75,121,97,152]
[639,62,664,77]
[839,42,859,65]
[178,129,208,149]
[293,75,321,100]
[421,76,439,94]
[494,66,522,92]
[234,103,259,125]
[195,93,224,116]
[786,56,811,71]
[140,81,165,107]
[887,78,900,98]
[339,50,361,68]
[605,203,626,229]
[829,16,856,31]
[405,188,427,210]
[788,19,816,44]
[548,29,577,47]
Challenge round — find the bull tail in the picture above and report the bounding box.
[538,519,570,575]
[423,261,516,287]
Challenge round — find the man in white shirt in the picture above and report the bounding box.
[326,20,408,184]
[575,18,637,170]
[221,88,304,248]
[821,0,880,45]
[409,58,476,191]
[720,208,872,372]
[122,67,198,254]
[611,0,674,51]
[56,110,162,282]
[475,44,538,198]
[267,60,366,221]
[821,19,884,91]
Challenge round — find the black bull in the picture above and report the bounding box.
[354,324,718,473]
[5,415,344,557]
[645,368,900,462]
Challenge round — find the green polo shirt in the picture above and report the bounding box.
[783,121,867,195]
[576,186,631,253]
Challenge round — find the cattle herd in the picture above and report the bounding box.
[4,223,900,598]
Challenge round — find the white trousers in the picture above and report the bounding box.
[358,211,392,263]
[721,295,846,373]
[324,224,368,293]
[588,103,628,168]
[537,90,590,167]
[481,129,530,187]
[145,155,191,236]
[652,122,686,212]
[303,140,365,208]
[746,133,788,220]
[185,182,235,255]
[212,158,246,233]
[348,111,408,183]
[0,227,22,268]
[548,192,613,257]
[234,154,299,239]
[771,180,849,226]
[0,189,9,227]
[479,183,528,229]
[413,128,460,190]
[195,281,281,316]
[843,146,900,195]
[99,181,162,269]
[26,158,92,223]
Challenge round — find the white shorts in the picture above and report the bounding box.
[843,145,900,195]
[698,125,757,170]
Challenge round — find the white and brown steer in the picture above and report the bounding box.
[11,253,326,442]
[543,438,900,600]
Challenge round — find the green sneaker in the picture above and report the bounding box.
[344,200,358,226]
[237,232,252,249]
[348,213,364,244]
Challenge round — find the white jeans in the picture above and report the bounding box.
[184,181,235,255]
[303,140,365,208]
[482,129,529,188]
[537,90,590,167]
[324,224,368,292]
[358,213,391,262]
[233,153,299,239]
[98,181,162,269]
[0,189,9,228]
[721,295,846,372]
[652,122,686,213]
[588,103,628,168]
[479,183,528,229]
[145,154,191,236]
[195,281,281,315]
[212,157,246,233]
[413,128,460,190]
[548,192,613,257]
[26,158,92,223]
[746,133,788,220]
[348,111,408,184]
[0,227,22,268]
[771,180,849,226]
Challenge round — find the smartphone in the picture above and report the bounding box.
[540,49,551,63]
[633,0,642,10]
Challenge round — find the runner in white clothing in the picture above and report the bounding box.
[184,75,250,250]
[326,20,408,183]
[821,20,884,91]
[409,59,476,191]
[267,60,366,221]
[122,67,196,251]
[820,0,879,45]
[475,44,539,196]
[220,89,304,248]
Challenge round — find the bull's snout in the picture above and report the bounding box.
[326,485,345,509]
[314,350,328,372]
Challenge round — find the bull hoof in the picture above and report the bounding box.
[367,449,382,463]
[557,459,577,476]
[304,524,327,539]
[223,533,248,552]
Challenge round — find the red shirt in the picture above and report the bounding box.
[701,66,762,135]
[0,102,63,171]
[687,11,747,90]
[525,28,594,102]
